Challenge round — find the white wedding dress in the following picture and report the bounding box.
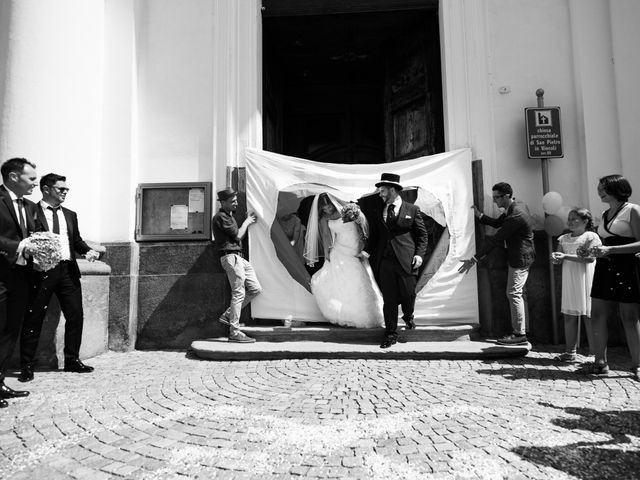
[310,219,384,328]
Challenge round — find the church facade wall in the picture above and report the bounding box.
[0,0,638,348]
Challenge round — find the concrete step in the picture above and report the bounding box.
[240,323,480,343]
[190,338,531,361]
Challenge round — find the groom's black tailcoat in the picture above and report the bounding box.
[359,194,428,338]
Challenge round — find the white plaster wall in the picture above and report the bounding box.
[610,0,640,195]
[486,0,581,225]
[1,1,637,242]
[484,0,640,223]
[101,0,136,242]
[0,0,104,240]
[134,0,214,184]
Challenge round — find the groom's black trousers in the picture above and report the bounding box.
[379,256,417,338]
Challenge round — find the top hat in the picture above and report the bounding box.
[375,173,403,191]
[217,187,237,201]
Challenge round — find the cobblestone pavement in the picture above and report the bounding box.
[1,347,639,480]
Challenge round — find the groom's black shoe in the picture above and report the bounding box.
[404,318,416,330]
[380,336,397,349]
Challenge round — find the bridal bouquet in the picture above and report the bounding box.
[341,202,368,243]
[24,231,63,271]
[341,202,362,224]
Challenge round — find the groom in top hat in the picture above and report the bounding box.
[364,173,428,349]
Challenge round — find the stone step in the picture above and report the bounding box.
[240,323,480,343]
[190,338,531,361]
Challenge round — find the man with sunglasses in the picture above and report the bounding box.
[18,173,104,383]
[459,182,535,345]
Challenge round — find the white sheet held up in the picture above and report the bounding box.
[245,148,478,326]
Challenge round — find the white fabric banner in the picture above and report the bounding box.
[245,148,478,325]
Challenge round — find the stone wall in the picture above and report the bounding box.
[134,242,228,350]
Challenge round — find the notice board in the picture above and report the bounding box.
[135,182,212,241]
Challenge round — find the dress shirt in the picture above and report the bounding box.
[4,186,28,265]
[383,196,403,222]
[41,201,71,260]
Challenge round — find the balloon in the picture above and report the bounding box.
[555,206,572,226]
[544,215,565,236]
[542,191,563,215]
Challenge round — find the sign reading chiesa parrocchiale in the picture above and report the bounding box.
[525,107,563,159]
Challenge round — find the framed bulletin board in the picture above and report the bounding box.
[135,182,212,241]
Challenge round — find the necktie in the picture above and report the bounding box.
[16,198,28,237]
[386,203,395,227]
[49,206,60,234]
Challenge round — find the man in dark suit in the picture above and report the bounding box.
[0,158,39,408]
[364,173,428,349]
[18,173,104,383]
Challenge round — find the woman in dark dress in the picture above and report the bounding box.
[579,175,640,381]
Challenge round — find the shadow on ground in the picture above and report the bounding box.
[513,404,640,480]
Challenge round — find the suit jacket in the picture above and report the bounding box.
[362,195,428,276]
[477,199,535,268]
[0,185,37,274]
[35,203,92,282]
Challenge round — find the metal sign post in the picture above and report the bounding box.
[529,88,560,344]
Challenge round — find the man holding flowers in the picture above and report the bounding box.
[0,158,39,408]
[18,173,104,383]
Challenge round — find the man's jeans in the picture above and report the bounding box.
[506,266,529,336]
[220,253,262,332]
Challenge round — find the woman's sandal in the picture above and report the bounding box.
[576,361,609,376]
[553,352,577,362]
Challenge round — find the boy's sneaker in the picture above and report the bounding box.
[228,331,256,343]
[218,316,245,328]
[496,333,528,345]
[554,352,577,362]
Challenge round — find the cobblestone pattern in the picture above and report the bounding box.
[0,348,639,479]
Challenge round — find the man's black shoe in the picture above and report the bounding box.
[0,382,29,399]
[380,336,397,349]
[0,398,7,408]
[64,360,94,373]
[18,365,34,383]
[404,318,416,330]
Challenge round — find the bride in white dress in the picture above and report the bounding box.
[304,193,384,328]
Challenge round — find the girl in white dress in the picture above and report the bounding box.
[304,193,384,328]
[551,208,601,362]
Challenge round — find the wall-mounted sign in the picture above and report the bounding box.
[525,107,563,159]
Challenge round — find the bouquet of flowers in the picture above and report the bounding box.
[576,238,600,258]
[341,202,368,243]
[341,202,362,224]
[576,244,591,258]
[25,231,63,271]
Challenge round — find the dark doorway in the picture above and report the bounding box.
[263,2,443,164]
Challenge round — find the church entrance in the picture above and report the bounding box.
[262,1,443,164]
